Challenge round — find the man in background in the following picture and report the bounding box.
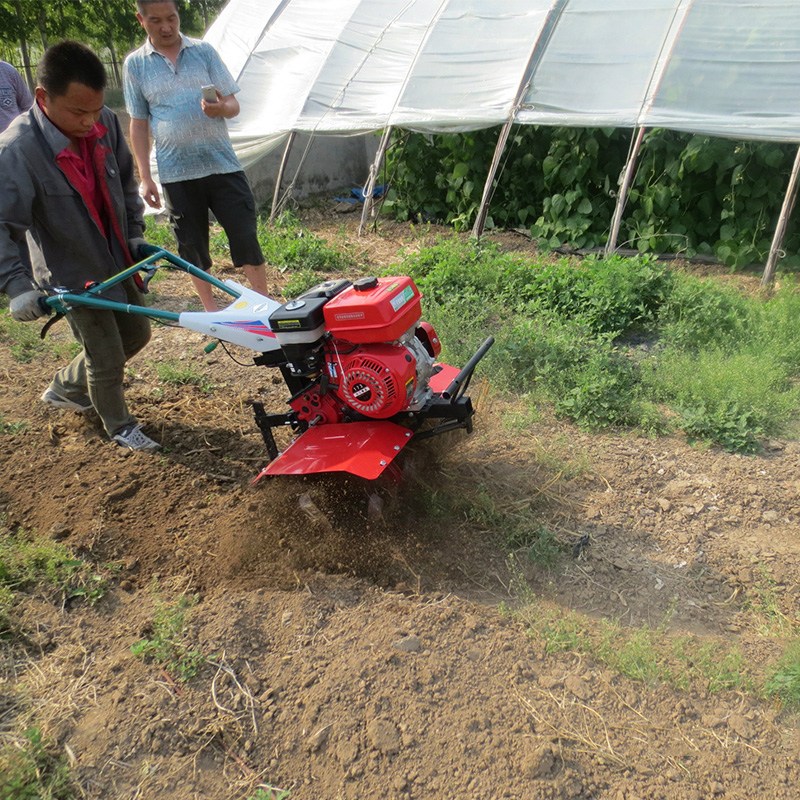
[0,60,32,133]
[0,41,159,452]
[123,0,268,310]
[0,61,34,271]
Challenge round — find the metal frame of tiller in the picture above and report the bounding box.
[43,246,240,324]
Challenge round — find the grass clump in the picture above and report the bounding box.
[596,623,666,684]
[0,310,59,364]
[744,567,798,637]
[131,592,205,681]
[0,313,49,363]
[283,268,327,299]
[259,211,352,274]
[506,524,562,567]
[656,272,751,350]
[670,637,751,693]
[153,359,214,393]
[0,727,79,800]
[450,486,566,568]
[0,524,107,623]
[0,297,80,364]
[765,640,800,707]
[644,348,799,452]
[0,413,26,435]
[141,218,177,252]
[519,601,752,694]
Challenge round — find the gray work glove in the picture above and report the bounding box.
[9,289,48,322]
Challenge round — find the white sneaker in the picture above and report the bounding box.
[41,388,93,413]
[112,423,161,452]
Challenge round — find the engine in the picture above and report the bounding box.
[268,276,441,424]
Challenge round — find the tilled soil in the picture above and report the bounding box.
[1,215,799,800]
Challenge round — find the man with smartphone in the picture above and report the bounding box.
[123,0,268,310]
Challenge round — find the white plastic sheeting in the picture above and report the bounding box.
[205,0,800,167]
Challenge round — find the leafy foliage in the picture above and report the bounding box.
[397,237,800,451]
[385,127,799,270]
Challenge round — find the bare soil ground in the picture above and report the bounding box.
[1,211,799,800]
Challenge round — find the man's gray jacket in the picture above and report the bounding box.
[0,102,144,302]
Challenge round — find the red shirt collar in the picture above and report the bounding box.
[35,97,108,151]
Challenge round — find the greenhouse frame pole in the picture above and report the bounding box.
[471,0,570,240]
[358,126,393,236]
[604,126,646,257]
[270,131,297,223]
[471,120,515,239]
[762,144,800,287]
[604,0,695,256]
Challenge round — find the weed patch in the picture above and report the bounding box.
[0,413,26,435]
[247,787,292,800]
[0,523,107,615]
[519,601,752,694]
[765,640,800,707]
[131,591,205,681]
[153,359,215,392]
[259,212,353,274]
[399,238,800,450]
[0,728,79,800]
[142,218,177,252]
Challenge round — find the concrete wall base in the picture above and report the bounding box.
[246,133,380,211]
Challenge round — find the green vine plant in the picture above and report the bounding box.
[384,126,799,270]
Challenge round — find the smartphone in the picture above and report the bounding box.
[201,84,217,103]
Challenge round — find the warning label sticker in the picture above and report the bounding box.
[390,285,415,312]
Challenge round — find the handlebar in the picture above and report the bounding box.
[440,336,495,401]
[36,246,241,321]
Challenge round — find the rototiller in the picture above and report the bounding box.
[43,248,493,480]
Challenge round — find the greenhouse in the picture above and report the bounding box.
[205,0,800,278]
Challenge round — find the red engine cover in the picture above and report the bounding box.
[337,344,416,418]
[323,276,422,343]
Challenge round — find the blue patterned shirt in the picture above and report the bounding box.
[123,35,242,183]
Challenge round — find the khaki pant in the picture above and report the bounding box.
[48,279,151,437]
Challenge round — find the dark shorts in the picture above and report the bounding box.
[161,171,264,272]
